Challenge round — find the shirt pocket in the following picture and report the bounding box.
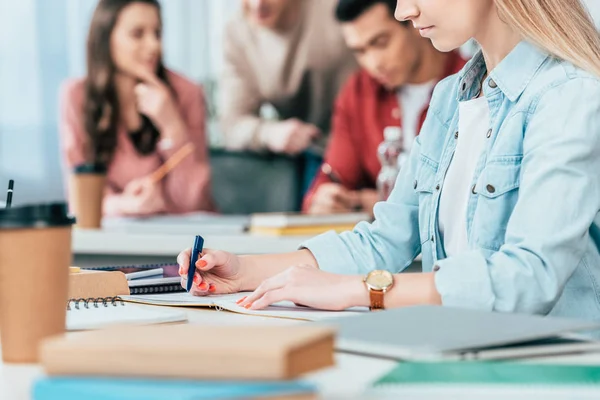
[473,157,522,251]
[414,156,438,245]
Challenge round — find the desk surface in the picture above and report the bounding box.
[3,306,600,400]
[0,306,396,400]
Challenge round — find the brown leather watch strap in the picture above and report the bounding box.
[369,289,385,310]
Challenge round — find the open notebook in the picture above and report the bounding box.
[67,297,187,331]
[121,292,368,322]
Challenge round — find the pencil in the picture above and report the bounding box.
[149,143,195,183]
[320,163,342,184]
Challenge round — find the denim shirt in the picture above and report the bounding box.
[303,41,600,320]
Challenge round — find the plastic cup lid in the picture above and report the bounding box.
[0,202,76,229]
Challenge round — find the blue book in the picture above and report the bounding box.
[33,377,316,400]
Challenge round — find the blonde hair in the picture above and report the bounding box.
[495,0,600,76]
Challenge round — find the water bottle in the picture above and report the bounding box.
[376,127,403,201]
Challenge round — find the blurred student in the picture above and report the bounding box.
[220,0,358,193]
[304,0,465,215]
[60,0,214,216]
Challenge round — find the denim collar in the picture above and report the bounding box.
[457,40,550,102]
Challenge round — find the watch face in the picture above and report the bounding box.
[366,270,394,290]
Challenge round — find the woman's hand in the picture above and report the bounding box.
[238,265,368,311]
[177,248,246,295]
[119,176,166,216]
[134,71,185,142]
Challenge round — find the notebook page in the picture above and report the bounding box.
[67,303,187,331]
[217,299,368,321]
[121,292,243,307]
[122,292,367,321]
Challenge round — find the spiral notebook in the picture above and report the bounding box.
[66,296,187,331]
[83,263,185,295]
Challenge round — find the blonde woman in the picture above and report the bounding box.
[177,0,600,320]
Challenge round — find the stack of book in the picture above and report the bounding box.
[34,324,335,400]
[250,212,371,236]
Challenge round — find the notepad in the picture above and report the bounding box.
[82,263,185,295]
[67,298,187,331]
[374,361,600,386]
[40,325,334,381]
[121,292,368,321]
[369,361,600,398]
[33,378,317,400]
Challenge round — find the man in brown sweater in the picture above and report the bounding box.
[219,0,357,193]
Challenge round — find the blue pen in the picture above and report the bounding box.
[187,235,204,292]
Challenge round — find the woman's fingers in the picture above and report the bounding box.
[177,248,192,275]
[196,249,229,271]
[249,288,290,310]
[239,270,290,308]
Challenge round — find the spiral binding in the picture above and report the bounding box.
[67,296,125,311]
[129,284,185,295]
[85,263,175,271]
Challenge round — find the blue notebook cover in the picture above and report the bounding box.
[33,377,315,400]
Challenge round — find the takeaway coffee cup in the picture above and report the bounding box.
[0,202,75,363]
[70,163,106,229]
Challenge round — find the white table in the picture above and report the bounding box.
[73,229,309,256]
[0,306,396,400]
[72,228,311,268]
[4,306,600,400]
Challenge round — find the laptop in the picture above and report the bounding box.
[327,306,600,361]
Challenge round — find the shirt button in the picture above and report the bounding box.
[414,180,418,189]
[486,184,496,194]
[489,79,498,88]
[435,184,440,191]
[454,131,459,139]
[431,235,435,242]
[471,184,477,195]
[433,265,440,272]
[486,129,492,138]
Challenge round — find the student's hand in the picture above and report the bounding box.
[238,265,366,311]
[265,119,320,155]
[177,248,245,295]
[309,183,361,214]
[119,177,166,216]
[134,71,185,142]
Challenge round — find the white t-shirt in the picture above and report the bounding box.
[397,81,436,156]
[438,96,490,256]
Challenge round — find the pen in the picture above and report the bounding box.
[187,235,204,292]
[6,180,14,208]
[321,164,342,184]
[126,268,164,281]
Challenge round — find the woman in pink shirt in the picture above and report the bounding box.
[60,0,214,216]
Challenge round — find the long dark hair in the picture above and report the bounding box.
[84,0,170,166]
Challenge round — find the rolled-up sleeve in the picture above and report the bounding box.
[435,78,600,314]
[301,136,423,275]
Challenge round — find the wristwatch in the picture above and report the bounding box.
[364,270,394,310]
